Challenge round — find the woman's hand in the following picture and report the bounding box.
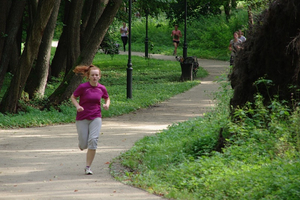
[76,106,84,112]
[103,104,109,110]
[103,97,110,110]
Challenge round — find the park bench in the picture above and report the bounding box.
[176,56,199,81]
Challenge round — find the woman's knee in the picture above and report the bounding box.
[79,142,88,150]
[88,137,98,149]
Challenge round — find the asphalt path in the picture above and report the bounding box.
[0,52,229,200]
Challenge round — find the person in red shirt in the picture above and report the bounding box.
[171,24,182,55]
[71,65,110,175]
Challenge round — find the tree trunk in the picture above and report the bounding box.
[47,0,123,108]
[81,0,109,48]
[50,1,70,78]
[65,1,84,74]
[0,0,12,63]
[223,0,230,21]
[0,0,56,113]
[231,0,237,9]
[50,31,68,78]
[26,0,61,99]
[81,0,94,34]
[8,38,20,76]
[0,0,26,93]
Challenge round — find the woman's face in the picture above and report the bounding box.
[89,69,100,86]
[234,32,238,39]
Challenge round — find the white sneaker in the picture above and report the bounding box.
[85,167,93,175]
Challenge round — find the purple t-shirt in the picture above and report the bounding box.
[73,82,109,120]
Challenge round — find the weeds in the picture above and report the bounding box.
[111,75,300,199]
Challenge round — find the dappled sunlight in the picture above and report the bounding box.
[0,51,227,199]
[201,80,215,84]
[2,177,160,199]
[103,125,167,133]
[0,167,45,176]
[98,147,129,152]
[51,41,58,47]
[1,149,79,153]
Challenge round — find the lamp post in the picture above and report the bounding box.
[183,0,188,58]
[127,0,132,99]
[145,11,149,58]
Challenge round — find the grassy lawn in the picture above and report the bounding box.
[0,53,208,128]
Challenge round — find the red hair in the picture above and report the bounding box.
[73,65,101,79]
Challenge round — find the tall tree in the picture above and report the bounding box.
[0,0,11,64]
[0,0,56,113]
[0,0,26,93]
[25,0,61,99]
[0,0,123,113]
[49,0,70,78]
[65,0,84,74]
[46,0,123,108]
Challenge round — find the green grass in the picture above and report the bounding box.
[109,9,248,61]
[0,53,207,128]
[110,80,300,200]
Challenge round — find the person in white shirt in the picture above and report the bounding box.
[228,31,242,66]
[238,30,246,43]
[120,22,129,52]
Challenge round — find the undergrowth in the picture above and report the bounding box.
[110,77,300,199]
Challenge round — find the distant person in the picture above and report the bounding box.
[71,65,110,175]
[120,22,129,52]
[238,30,246,42]
[171,24,182,55]
[228,31,242,66]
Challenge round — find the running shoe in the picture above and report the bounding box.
[85,167,93,175]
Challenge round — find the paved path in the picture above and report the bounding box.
[0,53,228,200]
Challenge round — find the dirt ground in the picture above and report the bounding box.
[0,53,228,200]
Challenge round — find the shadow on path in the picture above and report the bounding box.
[0,53,229,200]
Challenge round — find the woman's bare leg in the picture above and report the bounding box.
[86,149,96,167]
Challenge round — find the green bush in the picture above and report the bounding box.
[111,79,300,200]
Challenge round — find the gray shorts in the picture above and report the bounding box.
[76,118,102,150]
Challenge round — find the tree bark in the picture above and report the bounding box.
[65,1,84,74]
[50,1,70,78]
[0,0,56,113]
[26,0,61,99]
[81,0,94,35]
[230,0,300,110]
[223,0,230,21]
[81,0,109,48]
[0,0,26,93]
[0,0,11,63]
[47,0,123,108]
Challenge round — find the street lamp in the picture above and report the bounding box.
[183,0,188,58]
[145,11,149,58]
[127,0,132,99]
